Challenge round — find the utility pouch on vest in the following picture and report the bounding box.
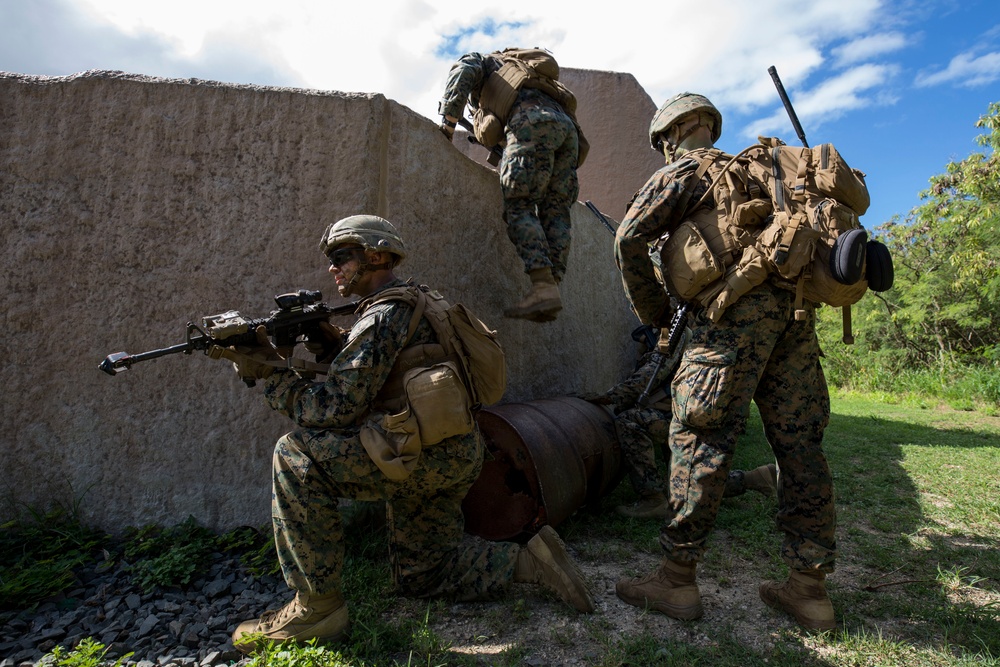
[360,410,422,482]
[402,361,474,445]
[472,107,505,149]
[658,221,725,301]
[359,360,473,481]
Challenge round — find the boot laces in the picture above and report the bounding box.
[259,598,306,629]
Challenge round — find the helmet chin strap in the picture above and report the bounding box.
[664,126,701,162]
[345,250,393,292]
[663,113,710,162]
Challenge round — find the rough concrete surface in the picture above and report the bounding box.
[0,69,656,532]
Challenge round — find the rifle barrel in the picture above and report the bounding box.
[585,201,618,235]
[99,342,194,375]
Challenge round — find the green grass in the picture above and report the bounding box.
[21,390,1000,666]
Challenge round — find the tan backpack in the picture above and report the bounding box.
[656,138,878,341]
[357,284,506,480]
[473,48,589,166]
[748,138,871,312]
[369,284,507,408]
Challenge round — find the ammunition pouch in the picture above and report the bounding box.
[363,342,475,480]
[472,107,505,150]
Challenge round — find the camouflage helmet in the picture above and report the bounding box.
[648,92,722,150]
[319,214,406,265]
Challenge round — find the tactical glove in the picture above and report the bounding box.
[439,118,456,141]
[208,325,286,386]
[303,321,345,364]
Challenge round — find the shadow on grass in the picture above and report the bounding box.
[562,399,999,665]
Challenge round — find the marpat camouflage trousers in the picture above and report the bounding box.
[617,404,761,500]
[499,102,580,281]
[271,426,521,601]
[616,405,671,498]
[661,284,837,572]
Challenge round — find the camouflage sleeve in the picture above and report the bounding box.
[438,52,489,119]
[614,156,702,324]
[604,351,663,411]
[262,302,411,428]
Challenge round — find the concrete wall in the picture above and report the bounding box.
[0,69,656,532]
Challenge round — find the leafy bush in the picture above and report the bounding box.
[121,516,218,592]
[0,508,108,610]
[41,638,132,667]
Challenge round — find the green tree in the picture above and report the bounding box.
[864,101,1000,369]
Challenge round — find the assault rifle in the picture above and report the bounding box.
[99,290,358,383]
[455,117,504,167]
[637,302,689,407]
[585,200,690,406]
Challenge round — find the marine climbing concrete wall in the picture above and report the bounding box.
[453,67,665,220]
[0,69,656,532]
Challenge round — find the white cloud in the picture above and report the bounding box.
[3,0,896,123]
[832,32,908,66]
[742,64,899,141]
[915,50,1000,88]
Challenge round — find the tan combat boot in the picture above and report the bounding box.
[759,569,836,631]
[615,492,671,519]
[616,558,702,620]
[514,525,595,613]
[744,463,778,497]
[232,591,349,653]
[503,268,561,322]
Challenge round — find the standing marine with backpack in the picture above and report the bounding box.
[612,94,839,631]
[438,48,587,322]
[224,215,594,652]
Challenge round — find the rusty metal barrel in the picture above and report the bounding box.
[462,396,622,542]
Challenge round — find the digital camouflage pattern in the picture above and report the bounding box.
[615,150,713,324]
[604,344,759,500]
[439,54,580,281]
[648,93,722,150]
[616,148,836,574]
[262,279,520,600]
[603,349,675,498]
[662,287,836,571]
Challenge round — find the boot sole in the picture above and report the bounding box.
[529,526,595,613]
[503,299,562,321]
[615,584,703,620]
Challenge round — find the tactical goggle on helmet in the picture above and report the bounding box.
[648,92,723,152]
[319,214,407,266]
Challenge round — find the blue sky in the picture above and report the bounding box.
[2,0,998,228]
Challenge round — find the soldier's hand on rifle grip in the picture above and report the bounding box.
[254,324,293,361]
[304,321,345,364]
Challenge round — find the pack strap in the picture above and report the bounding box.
[668,151,719,230]
[692,144,766,210]
[772,146,787,212]
[842,306,855,344]
[793,149,810,203]
[404,289,428,346]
